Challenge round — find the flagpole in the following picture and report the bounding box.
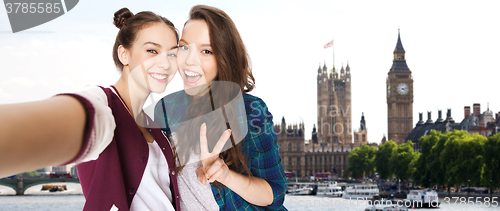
[332,36,335,70]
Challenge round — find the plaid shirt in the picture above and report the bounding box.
[154,91,287,210]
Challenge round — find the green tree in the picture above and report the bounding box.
[16,170,39,177]
[481,133,500,189]
[440,130,485,188]
[346,144,377,179]
[412,130,439,187]
[374,140,397,180]
[389,141,417,184]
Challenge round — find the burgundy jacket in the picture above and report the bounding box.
[63,86,180,211]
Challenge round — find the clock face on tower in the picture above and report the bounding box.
[397,83,409,95]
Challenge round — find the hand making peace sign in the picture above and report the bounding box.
[196,123,232,185]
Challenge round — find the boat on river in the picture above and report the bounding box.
[400,189,440,208]
[364,205,408,211]
[286,183,317,195]
[316,181,343,197]
[342,184,379,199]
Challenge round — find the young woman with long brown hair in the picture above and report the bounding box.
[0,7,227,211]
[155,5,287,210]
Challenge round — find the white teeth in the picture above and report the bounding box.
[150,73,167,80]
[184,70,200,77]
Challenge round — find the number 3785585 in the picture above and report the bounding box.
[5,3,62,14]
[443,197,498,207]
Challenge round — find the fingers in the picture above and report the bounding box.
[208,167,225,183]
[207,159,229,183]
[212,129,231,155]
[199,123,208,155]
[196,166,207,185]
[206,158,225,179]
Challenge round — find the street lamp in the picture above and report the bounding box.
[467,179,470,198]
[490,179,493,198]
[398,179,401,193]
[446,179,450,197]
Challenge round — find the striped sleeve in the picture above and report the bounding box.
[59,86,116,164]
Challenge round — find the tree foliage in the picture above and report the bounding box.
[440,130,485,187]
[374,140,397,180]
[389,141,418,182]
[481,133,500,188]
[16,170,39,177]
[343,130,499,190]
[346,144,377,179]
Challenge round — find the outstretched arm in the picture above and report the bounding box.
[0,96,87,177]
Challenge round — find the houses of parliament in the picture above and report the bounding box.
[276,31,414,178]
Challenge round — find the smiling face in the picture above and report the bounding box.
[122,23,178,94]
[177,20,217,96]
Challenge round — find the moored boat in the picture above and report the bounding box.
[400,189,440,208]
[286,183,317,195]
[316,181,343,197]
[342,184,379,199]
[364,205,408,211]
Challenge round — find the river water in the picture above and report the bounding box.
[1,185,499,210]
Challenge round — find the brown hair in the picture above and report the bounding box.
[179,5,256,186]
[112,8,179,70]
[188,5,255,92]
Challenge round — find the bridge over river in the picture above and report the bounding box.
[0,178,80,195]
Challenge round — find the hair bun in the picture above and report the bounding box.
[113,8,134,29]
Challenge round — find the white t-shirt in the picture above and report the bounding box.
[130,140,175,211]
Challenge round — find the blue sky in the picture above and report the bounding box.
[1,0,499,144]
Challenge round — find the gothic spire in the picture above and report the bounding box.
[394,28,405,53]
[360,112,366,131]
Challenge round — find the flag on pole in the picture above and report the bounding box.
[323,39,333,49]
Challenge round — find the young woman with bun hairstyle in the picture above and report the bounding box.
[0,7,214,211]
[155,5,287,210]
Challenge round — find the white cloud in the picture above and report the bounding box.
[2,77,39,88]
[0,88,11,99]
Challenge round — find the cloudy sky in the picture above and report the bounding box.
[1,0,499,144]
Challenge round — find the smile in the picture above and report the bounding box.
[183,70,202,86]
[149,72,168,82]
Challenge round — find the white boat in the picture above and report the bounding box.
[342,184,379,199]
[364,205,407,211]
[316,181,343,197]
[286,183,315,195]
[404,189,440,208]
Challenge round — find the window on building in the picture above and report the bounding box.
[288,143,292,152]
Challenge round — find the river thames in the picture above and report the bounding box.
[1,185,499,210]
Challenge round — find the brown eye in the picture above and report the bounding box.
[201,50,213,55]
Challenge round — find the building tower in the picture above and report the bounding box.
[387,29,414,144]
[317,62,352,146]
[354,112,367,146]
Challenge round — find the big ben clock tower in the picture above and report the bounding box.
[387,30,413,145]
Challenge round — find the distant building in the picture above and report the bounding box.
[317,61,352,146]
[70,164,78,177]
[353,113,368,147]
[35,167,52,175]
[407,104,500,151]
[277,114,376,178]
[52,165,69,173]
[387,30,414,145]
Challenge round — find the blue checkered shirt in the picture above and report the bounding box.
[154,91,287,210]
